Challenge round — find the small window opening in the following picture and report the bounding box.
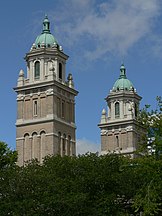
[62,101,65,118]
[33,100,38,116]
[59,63,62,80]
[62,134,66,156]
[116,136,119,147]
[67,135,71,156]
[58,132,61,154]
[34,61,40,79]
[135,103,138,117]
[115,102,120,117]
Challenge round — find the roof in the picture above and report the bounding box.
[112,64,134,92]
[34,15,59,48]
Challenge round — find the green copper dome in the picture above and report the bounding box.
[112,64,134,91]
[34,15,58,48]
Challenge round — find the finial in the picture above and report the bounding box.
[17,69,25,87]
[43,15,50,33]
[67,73,74,88]
[102,109,106,115]
[19,69,24,77]
[120,63,126,78]
[100,109,107,124]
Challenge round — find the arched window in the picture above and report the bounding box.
[40,131,46,162]
[59,63,62,80]
[135,103,138,117]
[34,61,40,79]
[62,134,66,156]
[116,135,119,148]
[58,132,61,155]
[115,102,120,117]
[24,133,30,163]
[33,100,38,116]
[67,135,71,156]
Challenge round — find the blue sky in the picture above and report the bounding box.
[0,0,162,154]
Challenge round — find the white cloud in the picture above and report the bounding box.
[148,35,162,58]
[50,0,161,60]
[76,138,100,155]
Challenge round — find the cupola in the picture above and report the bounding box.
[34,15,59,49]
[112,64,134,92]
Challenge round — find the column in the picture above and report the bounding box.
[37,135,41,162]
[70,140,72,156]
[71,140,76,156]
[27,62,30,80]
[31,135,34,159]
[65,138,68,156]
[60,136,63,157]
[40,58,44,80]
[120,100,124,119]
[108,103,111,119]
[45,61,47,77]
[29,136,32,161]
[111,101,114,120]
[30,61,34,82]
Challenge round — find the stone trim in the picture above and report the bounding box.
[16,116,77,129]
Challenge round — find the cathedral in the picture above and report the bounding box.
[15,16,142,165]
[14,16,78,166]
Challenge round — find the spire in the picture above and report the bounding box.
[43,15,50,33]
[120,63,127,79]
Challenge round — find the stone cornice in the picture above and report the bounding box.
[16,115,76,129]
[98,118,140,128]
[14,79,78,96]
[25,48,69,61]
[106,91,142,101]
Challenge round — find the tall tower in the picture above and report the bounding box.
[14,16,78,166]
[98,64,142,156]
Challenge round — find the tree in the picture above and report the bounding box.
[138,96,162,157]
[132,96,162,215]
[0,141,18,215]
[0,153,135,216]
[0,141,17,169]
[0,96,162,216]
[132,156,162,216]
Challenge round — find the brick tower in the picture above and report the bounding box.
[14,16,78,166]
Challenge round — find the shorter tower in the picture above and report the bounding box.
[14,16,78,166]
[98,64,142,156]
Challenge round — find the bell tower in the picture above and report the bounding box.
[98,64,142,156]
[14,16,78,166]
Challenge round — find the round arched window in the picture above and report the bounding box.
[59,63,62,80]
[34,61,40,79]
[115,102,120,117]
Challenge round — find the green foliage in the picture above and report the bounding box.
[0,152,162,215]
[138,96,162,157]
[133,156,162,215]
[0,153,135,216]
[0,97,162,215]
[0,141,17,169]
[133,96,162,215]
